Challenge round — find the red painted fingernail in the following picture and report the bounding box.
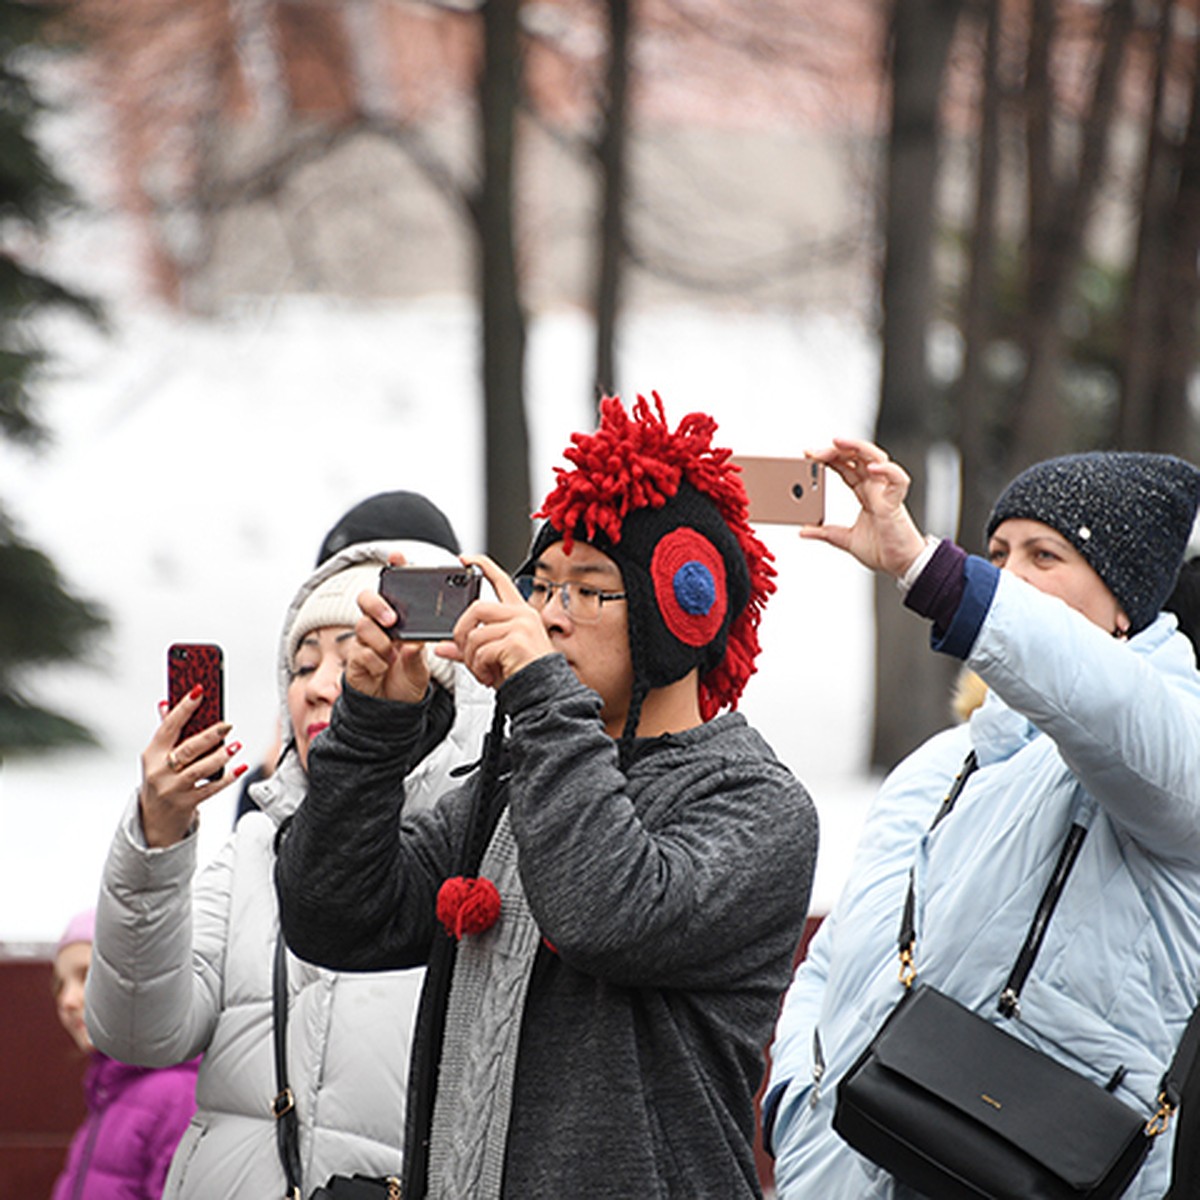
[158,701,169,718]
[227,741,242,757]
[189,685,204,700]
[234,764,249,778]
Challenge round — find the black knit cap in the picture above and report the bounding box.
[316,490,460,565]
[985,451,1200,633]
[519,393,775,735]
[524,480,752,694]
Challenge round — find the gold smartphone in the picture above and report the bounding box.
[733,455,826,525]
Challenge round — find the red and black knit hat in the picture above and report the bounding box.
[521,393,775,728]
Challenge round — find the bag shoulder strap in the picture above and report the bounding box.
[896,749,1086,1019]
[996,821,1087,1017]
[896,751,977,985]
[1164,1003,1200,1195]
[1164,1004,1200,1108]
[273,930,303,1200]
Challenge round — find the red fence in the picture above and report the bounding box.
[0,953,88,1197]
[0,914,823,1197]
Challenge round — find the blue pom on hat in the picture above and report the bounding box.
[986,452,1200,633]
[674,560,717,616]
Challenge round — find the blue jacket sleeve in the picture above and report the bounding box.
[902,542,999,660]
[929,555,1000,658]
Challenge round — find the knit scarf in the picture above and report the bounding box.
[426,808,540,1199]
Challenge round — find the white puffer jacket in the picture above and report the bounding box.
[87,540,494,1198]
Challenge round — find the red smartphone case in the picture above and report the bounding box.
[167,642,225,743]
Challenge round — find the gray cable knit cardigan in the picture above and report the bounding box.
[277,653,818,1199]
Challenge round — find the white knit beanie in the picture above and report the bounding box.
[287,563,381,667]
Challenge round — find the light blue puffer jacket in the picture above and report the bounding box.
[766,561,1200,1200]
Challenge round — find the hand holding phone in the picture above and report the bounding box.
[378,565,483,640]
[733,455,826,526]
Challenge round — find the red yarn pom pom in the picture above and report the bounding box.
[436,876,502,939]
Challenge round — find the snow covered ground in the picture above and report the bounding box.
[0,295,885,945]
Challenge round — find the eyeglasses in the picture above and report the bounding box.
[515,575,627,623]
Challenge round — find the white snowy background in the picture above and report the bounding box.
[0,76,888,947]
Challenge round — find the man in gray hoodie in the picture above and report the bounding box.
[276,393,818,1199]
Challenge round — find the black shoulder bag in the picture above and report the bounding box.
[271,931,402,1200]
[834,753,1198,1200]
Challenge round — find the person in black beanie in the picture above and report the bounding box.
[767,438,1200,1200]
[237,490,464,823]
[316,490,461,566]
[276,394,819,1199]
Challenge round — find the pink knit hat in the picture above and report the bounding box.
[56,907,95,955]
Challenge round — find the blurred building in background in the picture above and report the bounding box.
[70,0,881,315]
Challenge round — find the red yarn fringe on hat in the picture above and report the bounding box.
[436,876,502,939]
[534,392,775,718]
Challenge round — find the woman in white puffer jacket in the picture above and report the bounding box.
[86,536,493,1198]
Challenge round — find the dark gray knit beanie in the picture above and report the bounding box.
[985,452,1200,633]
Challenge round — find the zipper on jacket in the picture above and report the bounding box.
[69,1108,105,1200]
[810,1028,825,1109]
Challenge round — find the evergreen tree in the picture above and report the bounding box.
[0,0,108,753]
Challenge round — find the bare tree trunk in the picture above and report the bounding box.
[594,0,630,405]
[955,0,1004,553]
[1011,0,1134,469]
[230,0,288,128]
[872,0,964,771]
[1151,31,1200,457]
[1116,0,1175,447]
[476,0,532,570]
[1023,0,1055,293]
[1011,0,1063,462]
[341,0,398,120]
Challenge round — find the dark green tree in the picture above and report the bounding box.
[0,0,108,753]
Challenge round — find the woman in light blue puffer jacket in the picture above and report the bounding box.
[766,439,1200,1200]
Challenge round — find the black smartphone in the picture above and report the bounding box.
[732,455,826,526]
[378,565,482,640]
[167,642,225,780]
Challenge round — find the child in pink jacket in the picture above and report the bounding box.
[50,909,198,1200]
